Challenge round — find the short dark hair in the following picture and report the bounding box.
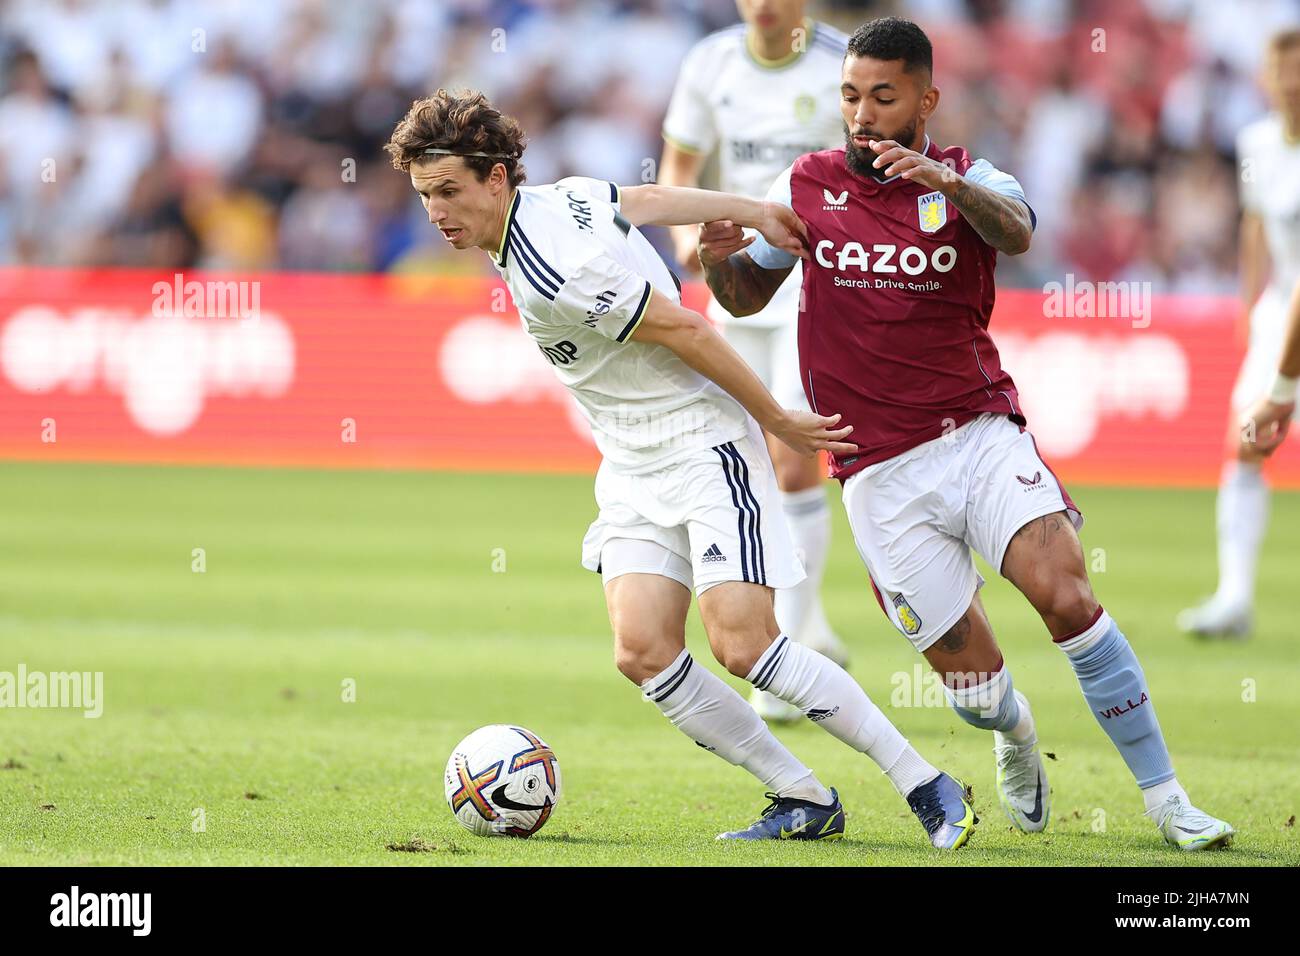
[846,17,933,77]
[385,88,527,187]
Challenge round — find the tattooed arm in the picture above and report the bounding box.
[868,139,1034,256]
[944,177,1033,256]
[698,222,795,317]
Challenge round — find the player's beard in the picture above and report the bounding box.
[844,120,919,182]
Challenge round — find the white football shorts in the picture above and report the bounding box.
[582,422,805,595]
[841,412,1083,652]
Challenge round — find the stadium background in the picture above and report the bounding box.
[2,0,1299,867]
[2,0,1300,482]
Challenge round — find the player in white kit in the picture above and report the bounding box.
[660,0,852,721]
[1179,29,1300,639]
[385,89,977,847]
[1240,277,1300,453]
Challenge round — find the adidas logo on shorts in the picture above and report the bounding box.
[702,543,727,563]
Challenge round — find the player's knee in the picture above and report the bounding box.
[773,455,819,492]
[612,631,678,686]
[1041,574,1098,634]
[708,629,764,679]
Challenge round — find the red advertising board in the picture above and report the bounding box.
[1,267,1296,487]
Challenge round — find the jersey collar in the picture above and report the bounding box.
[490,191,522,268]
[745,17,816,71]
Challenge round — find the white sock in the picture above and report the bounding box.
[1141,776,1190,815]
[1215,461,1268,607]
[881,746,941,797]
[747,636,940,795]
[775,486,831,643]
[641,649,830,803]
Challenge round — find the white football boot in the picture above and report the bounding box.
[992,692,1050,833]
[1147,795,1236,851]
[1176,594,1252,640]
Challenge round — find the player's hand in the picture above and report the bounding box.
[868,139,958,191]
[697,220,754,269]
[770,410,857,458]
[754,202,810,261]
[1239,397,1294,457]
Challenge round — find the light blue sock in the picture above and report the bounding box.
[945,665,1022,732]
[1058,610,1175,788]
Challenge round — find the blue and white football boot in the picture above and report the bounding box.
[906,772,976,849]
[716,788,846,841]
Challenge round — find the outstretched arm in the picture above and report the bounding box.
[628,288,853,457]
[618,184,809,264]
[656,141,708,274]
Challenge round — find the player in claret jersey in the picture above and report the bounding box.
[387,88,976,847]
[701,17,1235,851]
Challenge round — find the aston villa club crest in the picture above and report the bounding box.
[892,593,922,636]
[917,190,947,233]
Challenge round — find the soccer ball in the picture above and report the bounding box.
[444,724,561,838]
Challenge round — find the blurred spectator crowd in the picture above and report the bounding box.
[0,0,1297,291]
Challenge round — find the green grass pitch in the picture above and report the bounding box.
[1,461,1297,867]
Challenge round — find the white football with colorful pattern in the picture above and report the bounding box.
[444,725,561,838]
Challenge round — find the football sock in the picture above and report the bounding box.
[1215,460,1268,608]
[642,649,831,804]
[1140,776,1191,815]
[944,665,1036,744]
[775,487,831,643]
[1057,609,1176,789]
[747,636,940,796]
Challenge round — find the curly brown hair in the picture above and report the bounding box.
[384,89,528,187]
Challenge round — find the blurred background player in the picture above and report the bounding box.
[659,0,851,723]
[1179,28,1300,640]
[1240,277,1300,455]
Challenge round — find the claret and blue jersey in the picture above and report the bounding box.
[747,139,1038,479]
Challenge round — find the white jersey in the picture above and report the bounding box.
[1237,114,1300,303]
[663,19,848,328]
[491,176,749,474]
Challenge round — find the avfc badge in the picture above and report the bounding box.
[892,593,922,636]
[917,190,947,233]
[794,94,816,124]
